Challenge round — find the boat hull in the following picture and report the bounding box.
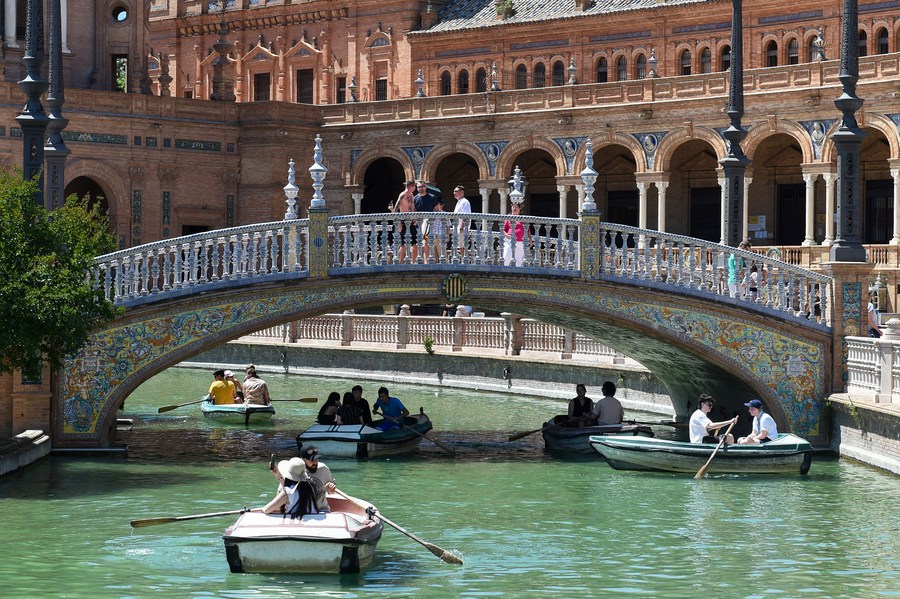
[543,420,654,453]
[589,433,813,474]
[223,495,383,574]
[200,400,275,424]
[296,413,433,458]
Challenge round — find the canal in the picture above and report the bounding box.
[1,367,898,597]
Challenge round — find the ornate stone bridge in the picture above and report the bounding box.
[56,206,851,448]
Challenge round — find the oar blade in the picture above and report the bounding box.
[299,397,318,403]
[130,517,178,528]
[157,405,179,413]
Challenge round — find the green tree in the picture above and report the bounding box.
[0,172,120,379]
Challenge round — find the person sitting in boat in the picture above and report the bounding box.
[262,456,331,517]
[688,394,737,444]
[589,381,624,425]
[337,391,362,425]
[317,392,341,425]
[351,385,374,425]
[207,369,236,405]
[372,386,409,431]
[567,384,594,427]
[737,399,778,444]
[242,366,271,405]
[300,445,335,511]
[224,370,243,403]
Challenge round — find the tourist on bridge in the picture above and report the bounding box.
[727,240,751,298]
[868,290,882,338]
[737,399,778,444]
[688,394,737,444]
[452,185,472,255]
[242,366,271,405]
[390,180,417,264]
[317,392,342,425]
[373,386,409,431]
[424,197,447,263]
[503,202,526,267]
[590,381,624,425]
[207,369,236,405]
[567,384,594,427]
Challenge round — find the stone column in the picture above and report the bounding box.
[61,0,69,53]
[498,188,509,215]
[718,174,727,244]
[802,172,819,246]
[351,192,363,214]
[636,180,649,230]
[479,187,491,213]
[656,178,669,233]
[396,304,411,349]
[4,0,17,48]
[890,167,900,245]
[557,184,569,219]
[340,310,354,346]
[823,172,836,246]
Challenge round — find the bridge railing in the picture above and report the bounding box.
[94,220,309,306]
[846,334,900,404]
[593,222,833,327]
[327,213,579,272]
[93,215,833,327]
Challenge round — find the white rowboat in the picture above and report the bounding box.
[223,493,383,574]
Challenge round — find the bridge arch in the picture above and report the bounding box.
[59,272,830,449]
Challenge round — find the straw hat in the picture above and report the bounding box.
[277,457,306,482]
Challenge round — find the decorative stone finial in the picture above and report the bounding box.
[567,58,577,85]
[580,140,598,211]
[509,166,525,205]
[415,69,426,97]
[309,135,327,210]
[283,159,299,219]
[490,62,500,91]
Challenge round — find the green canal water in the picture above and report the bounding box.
[1,368,899,598]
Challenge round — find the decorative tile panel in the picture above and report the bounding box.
[800,120,835,160]
[553,136,588,174]
[476,141,509,177]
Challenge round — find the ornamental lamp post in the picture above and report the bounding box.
[580,140,598,212]
[829,0,867,262]
[719,0,750,247]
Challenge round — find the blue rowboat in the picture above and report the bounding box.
[589,433,813,474]
[200,398,276,425]
[295,412,433,458]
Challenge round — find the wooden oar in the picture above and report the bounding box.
[380,414,456,455]
[333,488,463,566]
[694,418,738,479]
[508,422,557,442]
[268,397,318,403]
[158,397,208,413]
[131,508,256,528]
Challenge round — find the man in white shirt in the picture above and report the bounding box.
[738,399,778,444]
[452,185,472,256]
[689,394,737,444]
[590,381,624,424]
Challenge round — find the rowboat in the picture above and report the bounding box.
[295,412,433,458]
[589,433,813,475]
[542,416,654,453]
[200,399,276,424]
[223,492,383,574]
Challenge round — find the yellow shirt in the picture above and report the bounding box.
[208,380,235,405]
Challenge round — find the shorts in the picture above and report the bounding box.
[399,222,418,244]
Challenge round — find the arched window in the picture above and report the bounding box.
[515,64,528,89]
[680,50,691,75]
[700,48,712,73]
[858,30,868,57]
[458,70,469,94]
[475,67,487,93]
[787,38,799,65]
[596,57,608,83]
[533,63,546,87]
[876,27,889,54]
[440,71,451,96]
[616,56,627,81]
[635,53,646,79]
[766,40,778,67]
[721,45,731,71]
[552,60,565,86]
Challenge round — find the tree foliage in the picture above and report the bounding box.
[0,172,120,379]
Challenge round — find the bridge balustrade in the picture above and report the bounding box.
[93,214,833,327]
[847,335,900,404]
